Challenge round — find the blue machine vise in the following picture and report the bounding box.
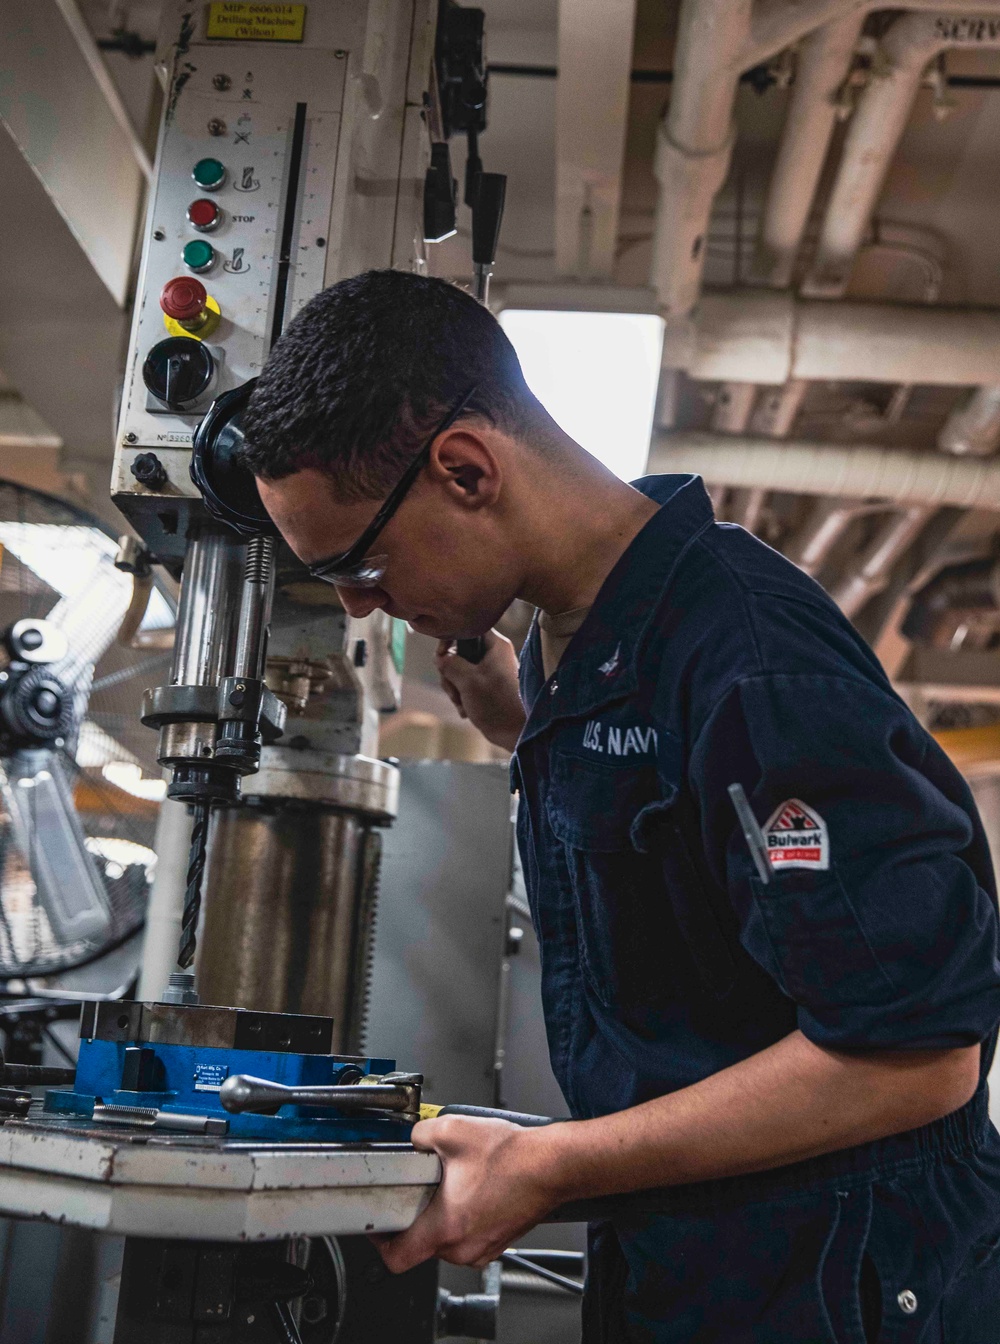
[45,1000,416,1143]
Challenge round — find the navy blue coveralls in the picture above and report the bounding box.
[511,474,1000,1342]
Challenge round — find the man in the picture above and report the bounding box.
[239,269,1000,1341]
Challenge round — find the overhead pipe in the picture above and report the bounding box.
[902,557,1000,646]
[938,385,1000,456]
[649,432,1000,510]
[650,1,1000,317]
[707,380,756,521]
[805,12,1000,298]
[828,505,934,616]
[748,379,808,436]
[651,0,753,317]
[752,14,865,288]
[711,381,757,432]
[786,499,877,575]
[735,380,811,532]
[743,0,1000,69]
[663,289,1000,386]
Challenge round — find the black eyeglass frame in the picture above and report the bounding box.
[307,384,479,585]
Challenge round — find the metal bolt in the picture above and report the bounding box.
[301,1295,327,1324]
[208,118,227,136]
[213,73,232,91]
[897,1289,918,1315]
[162,970,199,1005]
[125,432,138,444]
[152,228,165,241]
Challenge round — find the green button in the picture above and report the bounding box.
[183,239,216,273]
[192,157,226,190]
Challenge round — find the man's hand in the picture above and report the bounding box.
[436,631,526,752]
[371,1115,560,1272]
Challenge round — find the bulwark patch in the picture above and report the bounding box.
[764,799,829,871]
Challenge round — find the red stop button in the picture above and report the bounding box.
[187,198,221,232]
[160,276,207,322]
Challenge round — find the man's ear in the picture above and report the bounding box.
[428,427,502,507]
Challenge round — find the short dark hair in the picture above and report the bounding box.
[239,270,537,500]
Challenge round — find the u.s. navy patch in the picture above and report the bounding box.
[764,799,829,871]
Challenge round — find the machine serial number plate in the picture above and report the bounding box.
[193,1062,229,1092]
[206,3,306,42]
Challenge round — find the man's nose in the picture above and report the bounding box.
[336,584,387,618]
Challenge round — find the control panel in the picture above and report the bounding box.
[119,51,345,445]
[112,1,437,558]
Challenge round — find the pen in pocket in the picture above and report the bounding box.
[727,782,772,885]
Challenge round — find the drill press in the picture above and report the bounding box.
[0,4,530,1337]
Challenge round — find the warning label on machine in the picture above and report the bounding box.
[764,799,829,871]
[206,3,306,42]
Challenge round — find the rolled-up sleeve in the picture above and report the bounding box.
[692,674,1000,1051]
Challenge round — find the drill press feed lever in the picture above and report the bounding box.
[219,1072,424,1122]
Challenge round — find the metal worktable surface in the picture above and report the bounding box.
[0,1118,440,1241]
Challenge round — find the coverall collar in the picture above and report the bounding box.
[517,473,715,745]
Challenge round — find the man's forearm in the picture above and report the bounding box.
[530,1031,980,1205]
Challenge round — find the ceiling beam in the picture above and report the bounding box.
[0,0,147,307]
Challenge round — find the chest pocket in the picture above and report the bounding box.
[545,751,737,1015]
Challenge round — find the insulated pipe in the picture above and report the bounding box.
[649,432,1000,510]
[663,290,1000,386]
[749,379,809,436]
[787,499,871,575]
[711,381,757,432]
[650,2,1000,318]
[739,488,769,532]
[938,385,1000,456]
[709,381,756,521]
[737,381,809,533]
[743,0,1000,68]
[805,12,1000,297]
[828,505,934,616]
[752,14,865,289]
[650,0,753,316]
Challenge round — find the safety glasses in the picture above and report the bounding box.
[307,385,478,588]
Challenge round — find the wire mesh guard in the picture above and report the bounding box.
[0,483,175,980]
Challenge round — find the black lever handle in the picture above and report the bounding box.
[471,172,507,267]
[436,1102,556,1127]
[0,1051,75,1087]
[454,636,488,664]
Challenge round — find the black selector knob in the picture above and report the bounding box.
[142,336,215,409]
[131,452,168,491]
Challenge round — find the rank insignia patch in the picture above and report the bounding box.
[764,799,829,871]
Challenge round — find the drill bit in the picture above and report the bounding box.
[178,801,210,969]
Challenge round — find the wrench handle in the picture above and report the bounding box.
[454,637,487,664]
